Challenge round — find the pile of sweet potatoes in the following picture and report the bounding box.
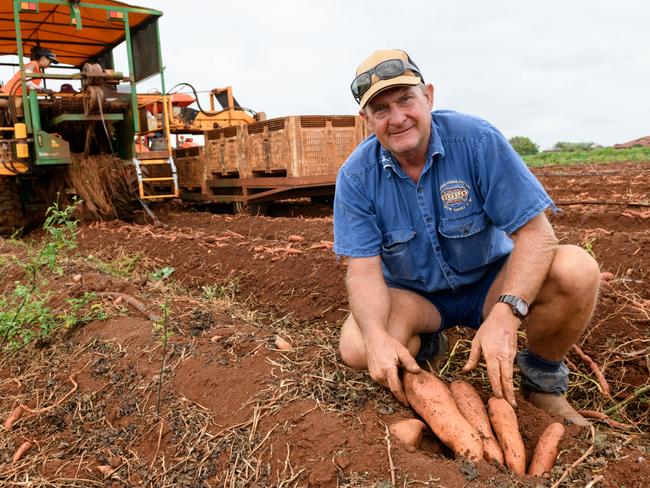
[399,371,565,477]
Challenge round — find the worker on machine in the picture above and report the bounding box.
[1,47,59,96]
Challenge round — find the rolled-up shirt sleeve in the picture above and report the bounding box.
[333,168,382,257]
[473,124,556,235]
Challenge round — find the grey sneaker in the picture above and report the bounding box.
[416,332,449,372]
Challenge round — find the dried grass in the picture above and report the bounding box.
[1,241,648,487]
[66,154,133,219]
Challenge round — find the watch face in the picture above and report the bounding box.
[515,300,528,317]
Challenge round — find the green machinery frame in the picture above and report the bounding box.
[8,0,166,165]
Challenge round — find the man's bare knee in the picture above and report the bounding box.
[338,315,368,369]
[546,245,600,299]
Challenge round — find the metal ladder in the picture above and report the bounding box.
[133,152,179,200]
[133,94,179,200]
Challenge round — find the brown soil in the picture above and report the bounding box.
[1,163,648,487]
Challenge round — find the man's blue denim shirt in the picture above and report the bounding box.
[333,110,555,293]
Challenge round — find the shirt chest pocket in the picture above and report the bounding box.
[438,212,494,273]
[380,229,421,282]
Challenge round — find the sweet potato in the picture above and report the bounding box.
[528,422,565,476]
[274,335,293,351]
[12,441,32,463]
[96,465,116,476]
[3,405,25,430]
[579,410,634,431]
[450,381,504,465]
[389,419,426,452]
[403,371,483,461]
[487,397,526,475]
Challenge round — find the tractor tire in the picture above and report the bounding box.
[0,177,24,236]
[232,199,268,216]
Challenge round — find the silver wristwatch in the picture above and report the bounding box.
[497,294,529,320]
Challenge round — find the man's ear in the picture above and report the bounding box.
[425,84,434,110]
[359,108,375,132]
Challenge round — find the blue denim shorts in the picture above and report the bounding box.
[387,255,509,364]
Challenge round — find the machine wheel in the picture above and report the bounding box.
[232,199,268,216]
[0,177,24,236]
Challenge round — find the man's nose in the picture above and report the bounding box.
[388,106,407,126]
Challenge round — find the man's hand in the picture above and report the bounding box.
[39,88,54,96]
[366,330,421,406]
[462,306,520,407]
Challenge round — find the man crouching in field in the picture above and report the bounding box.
[333,49,600,426]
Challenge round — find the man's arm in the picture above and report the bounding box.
[23,66,41,91]
[463,212,558,406]
[346,256,421,405]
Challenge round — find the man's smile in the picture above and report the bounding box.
[389,126,415,137]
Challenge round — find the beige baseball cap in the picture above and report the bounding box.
[351,49,423,108]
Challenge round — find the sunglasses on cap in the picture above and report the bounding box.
[351,58,424,104]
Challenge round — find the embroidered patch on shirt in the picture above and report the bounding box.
[440,180,472,212]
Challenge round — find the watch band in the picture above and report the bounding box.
[497,294,529,320]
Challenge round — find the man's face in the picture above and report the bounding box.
[361,84,434,162]
[39,56,52,69]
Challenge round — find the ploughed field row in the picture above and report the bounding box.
[76,163,650,321]
[0,162,647,487]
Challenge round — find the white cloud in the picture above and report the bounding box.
[2,0,648,148]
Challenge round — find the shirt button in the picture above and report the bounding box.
[435,246,440,251]
[417,187,423,192]
[426,217,433,223]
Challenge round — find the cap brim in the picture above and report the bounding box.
[48,56,59,64]
[359,75,421,108]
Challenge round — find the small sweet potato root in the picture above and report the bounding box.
[403,371,483,461]
[96,465,116,476]
[274,335,293,351]
[12,441,33,463]
[488,397,526,475]
[450,380,504,465]
[528,422,565,476]
[579,410,634,431]
[3,405,25,430]
[389,419,426,452]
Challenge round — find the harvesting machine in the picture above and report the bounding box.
[0,0,176,234]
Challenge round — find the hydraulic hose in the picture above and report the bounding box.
[167,82,257,118]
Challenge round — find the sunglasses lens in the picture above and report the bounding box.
[374,59,405,80]
[352,73,372,100]
[351,58,423,103]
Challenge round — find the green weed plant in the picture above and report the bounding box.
[0,200,105,350]
[201,281,239,301]
[86,251,144,278]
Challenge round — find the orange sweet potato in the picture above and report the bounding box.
[3,405,25,430]
[450,380,504,465]
[527,422,565,476]
[403,371,483,461]
[12,441,33,463]
[487,397,526,475]
[389,418,426,452]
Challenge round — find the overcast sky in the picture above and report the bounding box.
[133,0,647,150]
[1,1,647,149]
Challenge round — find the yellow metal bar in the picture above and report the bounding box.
[141,177,174,182]
[0,162,29,175]
[161,94,172,155]
[141,194,177,200]
[137,159,169,165]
